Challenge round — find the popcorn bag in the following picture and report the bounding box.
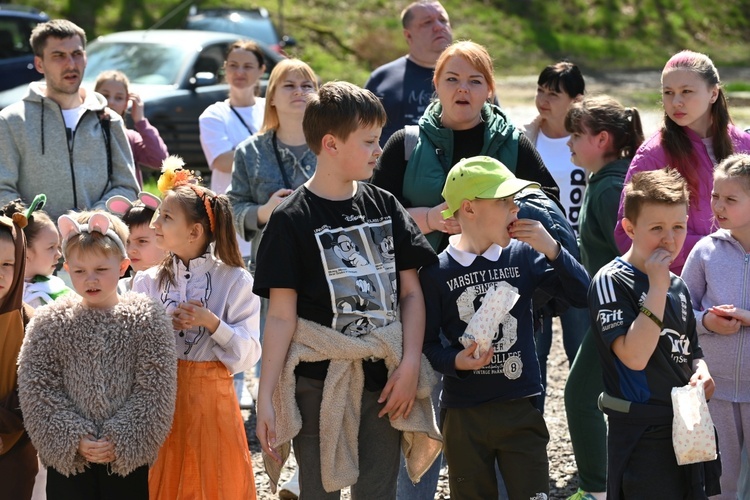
[459,283,520,359]
[671,380,717,465]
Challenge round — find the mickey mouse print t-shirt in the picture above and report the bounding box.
[254,182,436,359]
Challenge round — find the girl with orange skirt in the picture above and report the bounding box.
[133,158,262,499]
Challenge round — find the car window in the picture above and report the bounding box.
[193,44,225,78]
[83,42,185,86]
[0,17,36,60]
[185,17,278,47]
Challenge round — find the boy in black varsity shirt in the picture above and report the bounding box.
[420,156,590,499]
[254,82,440,498]
[590,169,717,499]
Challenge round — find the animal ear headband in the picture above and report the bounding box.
[106,192,161,216]
[58,213,127,258]
[24,194,46,221]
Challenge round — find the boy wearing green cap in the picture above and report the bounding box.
[420,155,590,499]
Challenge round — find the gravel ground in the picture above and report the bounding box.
[244,318,582,500]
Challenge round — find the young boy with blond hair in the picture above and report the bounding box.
[590,169,718,499]
[17,210,176,498]
[420,155,590,499]
[253,81,441,498]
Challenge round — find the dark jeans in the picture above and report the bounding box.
[0,436,37,500]
[396,375,510,500]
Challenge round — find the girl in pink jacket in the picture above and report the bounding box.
[614,50,750,273]
[95,70,169,186]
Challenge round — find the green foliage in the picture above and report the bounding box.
[725,81,750,93]
[141,175,160,198]
[15,0,750,84]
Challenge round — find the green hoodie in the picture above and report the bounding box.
[579,158,629,275]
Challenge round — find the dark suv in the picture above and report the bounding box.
[184,6,295,55]
[0,5,49,91]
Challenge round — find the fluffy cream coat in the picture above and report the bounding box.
[17,292,177,476]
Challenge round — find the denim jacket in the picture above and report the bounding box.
[228,130,317,267]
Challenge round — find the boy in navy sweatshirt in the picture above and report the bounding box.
[420,156,590,499]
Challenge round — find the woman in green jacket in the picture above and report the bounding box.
[372,40,560,251]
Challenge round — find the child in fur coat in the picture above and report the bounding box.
[17,211,177,499]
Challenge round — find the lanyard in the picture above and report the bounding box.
[272,131,293,189]
[229,104,255,135]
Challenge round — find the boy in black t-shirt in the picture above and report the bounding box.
[420,156,590,499]
[253,82,439,498]
[590,169,717,499]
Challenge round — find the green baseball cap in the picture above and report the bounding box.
[441,156,540,219]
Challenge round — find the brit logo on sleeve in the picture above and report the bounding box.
[594,271,625,331]
[598,309,624,331]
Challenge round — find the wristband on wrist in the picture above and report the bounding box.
[639,305,664,330]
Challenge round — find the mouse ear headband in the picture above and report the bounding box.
[58,213,127,258]
[106,192,161,216]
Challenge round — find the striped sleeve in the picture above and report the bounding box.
[588,266,639,349]
[593,268,618,304]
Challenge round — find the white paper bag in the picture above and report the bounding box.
[459,283,520,359]
[671,380,717,465]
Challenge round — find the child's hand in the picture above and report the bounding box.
[129,92,145,122]
[78,435,115,464]
[256,403,282,464]
[703,307,741,335]
[378,358,419,420]
[173,300,221,334]
[643,247,672,292]
[690,360,715,400]
[508,219,559,259]
[455,342,494,371]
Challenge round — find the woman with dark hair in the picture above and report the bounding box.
[523,61,588,416]
[525,61,586,234]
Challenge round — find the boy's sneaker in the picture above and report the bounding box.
[279,469,300,500]
[567,489,604,500]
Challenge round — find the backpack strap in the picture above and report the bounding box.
[404,125,420,162]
